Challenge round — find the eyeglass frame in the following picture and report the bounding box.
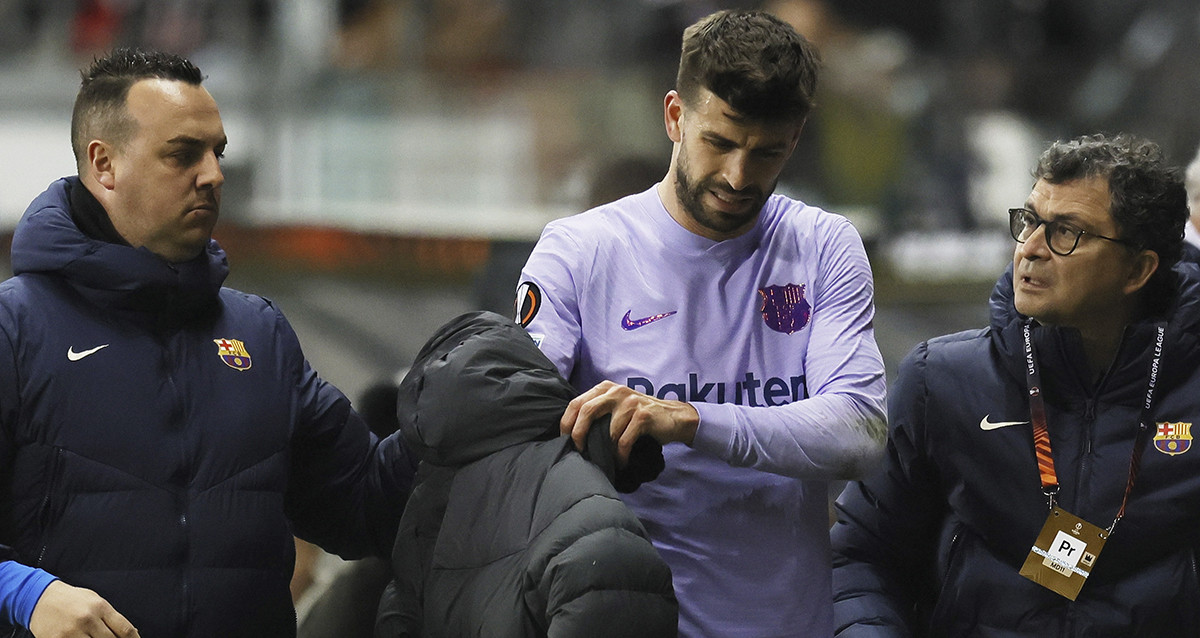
[1007,207,1135,256]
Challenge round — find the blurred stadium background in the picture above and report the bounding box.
[2,0,1198,627]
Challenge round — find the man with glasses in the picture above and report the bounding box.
[831,133,1200,636]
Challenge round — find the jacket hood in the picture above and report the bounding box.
[397,311,663,490]
[12,177,228,324]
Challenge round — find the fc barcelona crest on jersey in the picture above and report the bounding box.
[214,338,252,371]
[759,283,811,334]
[1154,422,1192,456]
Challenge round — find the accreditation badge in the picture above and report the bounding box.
[1018,507,1108,600]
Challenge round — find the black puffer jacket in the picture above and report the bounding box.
[375,311,677,637]
[832,262,1200,637]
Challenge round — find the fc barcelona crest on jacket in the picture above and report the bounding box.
[214,338,252,371]
[759,283,811,334]
[1154,422,1192,456]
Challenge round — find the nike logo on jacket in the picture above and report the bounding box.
[979,415,1029,430]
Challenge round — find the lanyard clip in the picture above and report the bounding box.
[1044,487,1059,510]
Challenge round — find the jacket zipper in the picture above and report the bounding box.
[1061,333,1132,636]
[35,448,64,567]
[161,329,192,631]
[1191,553,1200,626]
[931,525,966,634]
[1073,397,1098,509]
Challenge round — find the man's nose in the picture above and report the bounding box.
[722,154,751,192]
[198,151,224,189]
[1017,223,1052,259]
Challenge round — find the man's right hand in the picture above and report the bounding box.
[561,380,699,465]
[28,580,138,638]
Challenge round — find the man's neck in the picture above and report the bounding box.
[655,179,704,238]
[1073,304,1138,383]
[1079,327,1124,382]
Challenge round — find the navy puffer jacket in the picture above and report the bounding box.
[0,178,414,637]
[832,261,1200,636]
[375,311,677,637]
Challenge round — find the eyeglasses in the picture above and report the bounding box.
[1008,207,1133,256]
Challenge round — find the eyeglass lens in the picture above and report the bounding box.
[1010,209,1080,255]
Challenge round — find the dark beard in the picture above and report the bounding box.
[674,151,769,237]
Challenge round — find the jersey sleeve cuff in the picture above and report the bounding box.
[690,402,737,458]
[0,560,57,628]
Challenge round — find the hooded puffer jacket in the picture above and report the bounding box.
[375,311,677,637]
[0,178,414,637]
[832,262,1200,637]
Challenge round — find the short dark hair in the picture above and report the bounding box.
[1034,133,1188,302]
[70,48,204,166]
[676,10,820,124]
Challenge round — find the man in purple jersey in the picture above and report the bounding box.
[516,10,887,637]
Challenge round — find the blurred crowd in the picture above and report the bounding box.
[3,0,1199,251]
[7,0,1200,250]
[0,0,1189,243]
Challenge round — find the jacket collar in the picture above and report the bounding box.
[989,259,1200,405]
[68,178,128,246]
[12,177,229,328]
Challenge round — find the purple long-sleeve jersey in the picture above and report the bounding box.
[517,186,887,637]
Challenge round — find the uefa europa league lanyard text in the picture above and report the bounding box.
[1016,320,1165,600]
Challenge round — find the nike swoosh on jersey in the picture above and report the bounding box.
[620,310,678,331]
[979,415,1029,431]
[67,344,110,361]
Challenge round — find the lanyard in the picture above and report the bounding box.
[1021,320,1166,534]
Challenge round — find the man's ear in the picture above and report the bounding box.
[87,140,117,190]
[1124,249,1160,296]
[664,91,684,144]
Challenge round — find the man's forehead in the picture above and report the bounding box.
[127,77,205,106]
[693,106,799,147]
[1027,177,1113,221]
[690,89,800,128]
[126,79,224,136]
[1029,177,1110,203]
